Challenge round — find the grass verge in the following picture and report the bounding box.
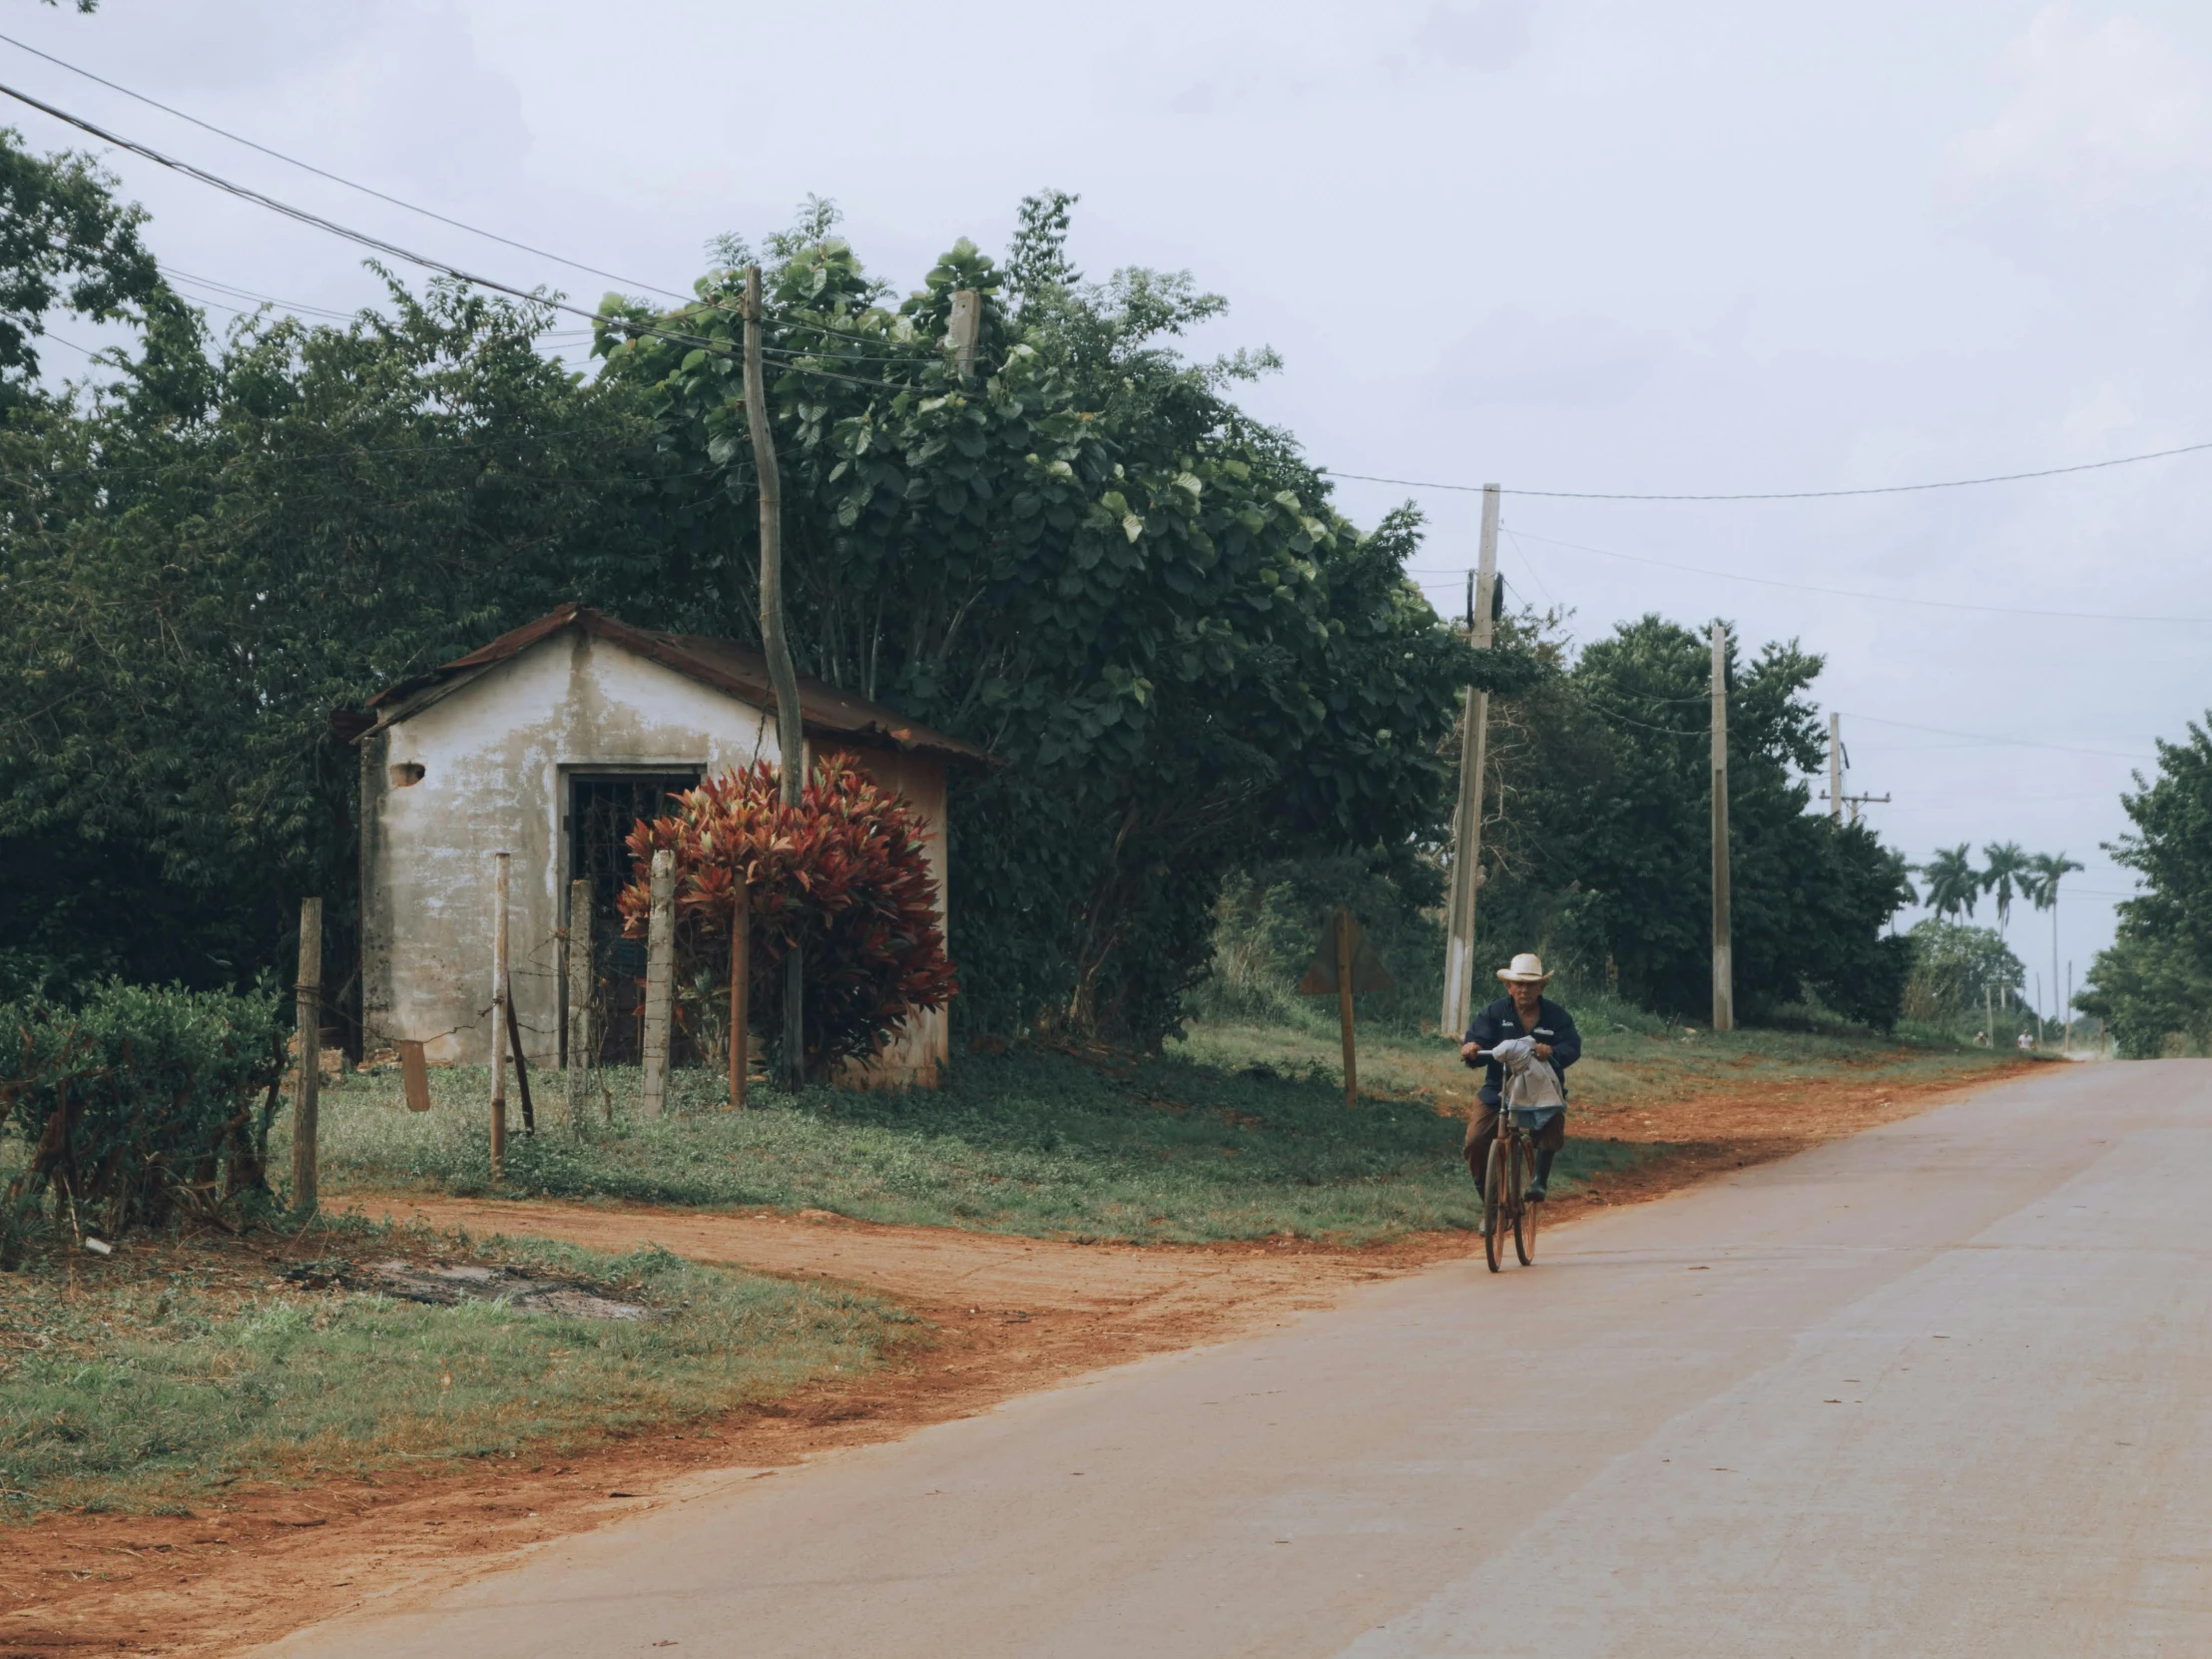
[0,1216,909,1518]
[299,1014,2019,1244]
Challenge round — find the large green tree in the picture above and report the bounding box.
[1,178,1508,1052]
[2079,721,2212,1056]
[595,200,1511,1040]
[0,277,670,1006]
[1475,614,1914,1024]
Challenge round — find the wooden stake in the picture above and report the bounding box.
[490,852,508,1179]
[1710,623,1734,1033]
[505,990,535,1135]
[1335,905,1358,1107]
[728,879,751,1111]
[566,877,592,1135]
[290,896,322,1213]
[640,848,676,1118]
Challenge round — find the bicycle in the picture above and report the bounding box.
[1482,1108,1544,1273]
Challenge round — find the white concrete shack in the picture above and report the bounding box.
[353,604,988,1087]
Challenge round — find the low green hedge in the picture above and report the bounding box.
[0,980,287,1248]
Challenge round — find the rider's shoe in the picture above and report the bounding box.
[1523,1182,1547,1203]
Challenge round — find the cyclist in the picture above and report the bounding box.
[1460,952,1583,1204]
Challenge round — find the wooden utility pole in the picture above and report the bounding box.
[1334,906,1359,1107]
[728,880,751,1111]
[290,896,322,1213]
[1710,623,1734,1033]
[490,853,509,1179]
[565,877,592,1134]
[1440,483,1500,1037]
[745,265,807,1093]
[1828,712,1843,824]
[947,288,982,378]
[640,848,676,1118]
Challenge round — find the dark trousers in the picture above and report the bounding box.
[1463,1102,1566,1190]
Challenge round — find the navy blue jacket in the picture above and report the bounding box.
[1463,995,1582,1108]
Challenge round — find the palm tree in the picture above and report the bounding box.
[1918,844,1980,919]
[2025,850,2084,1036]
[1980,841,2031,942]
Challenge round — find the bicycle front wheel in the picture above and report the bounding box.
[1483,1139,1508,1274]
[1512,1136,1539,1266]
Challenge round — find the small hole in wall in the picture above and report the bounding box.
[391,762,426,788]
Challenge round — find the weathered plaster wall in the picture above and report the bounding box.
[360,629,954,1086]
[362,630,784,1068]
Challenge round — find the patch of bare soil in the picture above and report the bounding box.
[0,1057,2036,1657]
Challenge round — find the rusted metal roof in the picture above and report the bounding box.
[357,604,994,769]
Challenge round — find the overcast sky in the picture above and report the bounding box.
[10,0,2208,1017]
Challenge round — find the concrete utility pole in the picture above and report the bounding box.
[1440,483,1500,1037]
[291,896,322,1213]
[490,854,509,1179]
[745,265,807,1092]
[947,288,982,378]
[1710,622,1734,1033]
[1828,712,1843,824]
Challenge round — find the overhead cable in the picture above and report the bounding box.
[0,81,928,397]
[0,36,943,363]
[1331,439,2212,502]
[0,30,690,303]
[1495,526,2212,626]
[1838,713,2153,763]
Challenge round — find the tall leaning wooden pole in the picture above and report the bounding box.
[744,266,808,1092]
[1440,483,1500,1038]
[1710,622,1735,1032]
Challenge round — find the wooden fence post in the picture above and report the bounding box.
[641,849,676,1118]
[566,877,593,1134]
[728,879,751,1111]
[291,896,322,1213]
[1334,905,1358,1108]
[490,852,509,1180]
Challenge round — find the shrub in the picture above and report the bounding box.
[620,761,957,1079]
[0,981,288,1246]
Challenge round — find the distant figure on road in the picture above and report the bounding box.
[1460,952,1583,1203]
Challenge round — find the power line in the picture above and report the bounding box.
[1498,525,2212,626]
[0,30,691,304]
[1329,438,2212,503]
[0,33,947,367]
[0,81,929,400]
[1839,712,2153,763]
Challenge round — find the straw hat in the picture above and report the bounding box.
[1496,952,1551,985]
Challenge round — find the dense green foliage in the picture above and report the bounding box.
[2079,720,2212,1056]
[0,980,286,1243]
[597,201,1510,1039]
[0,155,1497,1050]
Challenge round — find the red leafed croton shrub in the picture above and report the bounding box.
[619,760,957,1081]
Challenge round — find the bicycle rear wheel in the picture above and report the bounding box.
[1512,1135,1539,1266]
[1483,1139,1508,1274]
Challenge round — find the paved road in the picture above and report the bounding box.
[268,1061,2212,1658]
